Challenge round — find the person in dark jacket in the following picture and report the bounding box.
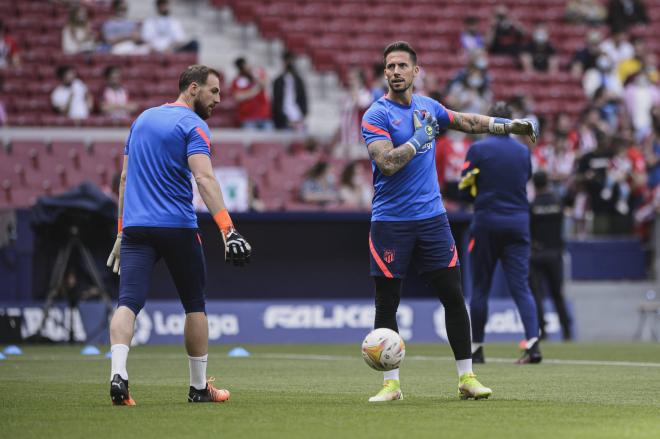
[459,101,541,364]
[272,51,308,130]
[529,171,573,340]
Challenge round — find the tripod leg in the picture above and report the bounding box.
[36,240,75,338]
[77,240,115,343]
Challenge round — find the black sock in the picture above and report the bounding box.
[423,267,471,360]
[373,276,402,332]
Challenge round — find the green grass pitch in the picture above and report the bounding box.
[1,343,659,439]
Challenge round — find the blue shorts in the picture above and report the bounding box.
[118,226,207,315]
[369,214,458,279]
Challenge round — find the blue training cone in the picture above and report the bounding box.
[4,345,22,355]
[228,347,250,357]
[81,345,101,356]
[105,351,112,359]
[0,352,6,360]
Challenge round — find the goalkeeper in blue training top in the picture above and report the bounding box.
[361,41,538,402]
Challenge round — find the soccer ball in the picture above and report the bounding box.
[361,328,405,371]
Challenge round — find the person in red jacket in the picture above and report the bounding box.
[231,57,272,129]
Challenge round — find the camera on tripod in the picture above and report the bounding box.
[27,182,117,343]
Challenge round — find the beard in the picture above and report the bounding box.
[388,79,412,94]
[193,98,211,120]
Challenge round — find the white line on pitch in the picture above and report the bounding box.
[256,353,660,368]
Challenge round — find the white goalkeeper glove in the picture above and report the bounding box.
[106,233,122,275]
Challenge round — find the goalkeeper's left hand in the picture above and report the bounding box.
[459,168,480,198]
[508,118,539,143]
[489,117,539,143]
[222,228,251,266]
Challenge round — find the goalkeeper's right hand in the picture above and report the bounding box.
[106,233,122,275]
[222,228,251,266]
[405,110,438,155]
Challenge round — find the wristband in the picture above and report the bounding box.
[213,209,233,234]
[488,117,510,135]
[118,217,123,234]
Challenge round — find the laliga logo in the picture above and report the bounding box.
[425,125,433,136]
[263,305,414,340]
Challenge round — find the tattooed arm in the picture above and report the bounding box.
[368,139,415,176]
[447,111,491,134]
[447,110,539,142]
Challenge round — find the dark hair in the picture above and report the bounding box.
[307,161,328,179]
[178,65,220,92]
[488,101,512,119]
[234,57,246,70]
[341,162,357,187]
[383,41,417,66]
[533,171,548,190]
[56,65,73,80]
[104,65,119,79]
[156,0,168,6]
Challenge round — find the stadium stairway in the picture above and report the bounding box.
[126,0,343,138]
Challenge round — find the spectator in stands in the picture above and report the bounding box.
[583,55,623,99]
[300,160,338,206]
[577,106,611,153]
[554,113,580,150]
[142,0,198,53]
[335,67,372,159]
[100,66,137,119]
[272,51,308,131]
[0,20,21,69]
[624,71,660,141]
[338,161,372,210]
[445,67,492,115]
[570,30,602,79]
[520,23,559,74]
[543,133,577,197]
[618,38,658,84]
[435,131,471,204]
[606,0,649,32]
[422,72,444,103]
[600,31,634,67]
[643,111,660,191]
[50,65,93,120]
[565,0,606,25]
[62,4,96,54]
[487,5,525,57]
[446,49,491,95]
[592,85,622,131]
[231,57,272,129]
[101,0,149,55]
[460,16,485,54]
[370,62,387,102]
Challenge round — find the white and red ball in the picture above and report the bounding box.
[361,328,406,371]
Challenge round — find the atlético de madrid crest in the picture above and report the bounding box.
[383,249,395,264]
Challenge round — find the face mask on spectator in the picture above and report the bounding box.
[475,57,488,70]
[533,29,548,44]
[467,74,484,89]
